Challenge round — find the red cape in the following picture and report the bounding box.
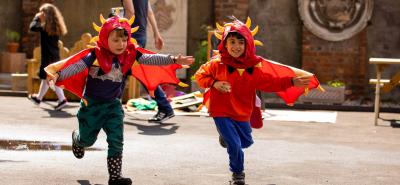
[55,47,183,98]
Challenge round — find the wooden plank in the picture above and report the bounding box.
[369,58,400,65]
[369,79,390,84]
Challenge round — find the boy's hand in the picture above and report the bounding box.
[44,66,59,85]
[174,54,194,66]
[213,81,231,93]
[293,76,311,88]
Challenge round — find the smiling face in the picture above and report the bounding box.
[107,28,128,55]
[225,33,245,58]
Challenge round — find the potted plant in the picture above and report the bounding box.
[6,29,21,53]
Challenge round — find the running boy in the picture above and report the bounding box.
[195,17,320,185]
[45,15,193,185]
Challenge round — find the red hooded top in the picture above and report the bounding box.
[55,15,183,98]
[195,19,320,125]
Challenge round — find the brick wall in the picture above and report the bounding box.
[302,28,368,98]
[21,0,54,58]
[214,0,249,23]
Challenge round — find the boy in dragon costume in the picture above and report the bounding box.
[45,15,193,185]
[195,17,322,185]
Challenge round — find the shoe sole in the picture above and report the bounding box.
[149,114,175,123]
[55,103,68,111]
[27,96,40,105]
[72,130,84,159]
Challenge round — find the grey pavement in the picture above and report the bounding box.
[0,96,399,185]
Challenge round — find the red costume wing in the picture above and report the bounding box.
[55,49,93,98]
[131,47,183,95]
[260,59,320,105]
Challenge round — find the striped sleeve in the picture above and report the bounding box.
[137,53,174,65]
[57,60,88,81]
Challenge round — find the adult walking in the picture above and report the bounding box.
[122,0,175,123]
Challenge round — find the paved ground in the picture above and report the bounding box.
[0,96,399,185]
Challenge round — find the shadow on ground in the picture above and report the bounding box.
[124,120,179,136]
[77,180,103,185]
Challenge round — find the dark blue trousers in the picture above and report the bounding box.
[154,86,173,113]
[214,117,254,173]
[135,35,173,114]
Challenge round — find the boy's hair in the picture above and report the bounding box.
[39,3,67,36]
[112,27,129,38]
[226,32,245,40]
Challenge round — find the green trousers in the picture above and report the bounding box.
[75,98,124,157]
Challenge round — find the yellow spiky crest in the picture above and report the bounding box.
[131,26,139,34]
[214,30,222,40]
[128,15,135,25]
[90,36,99,43]
[130,38,138,45]
[251,25,259,36]
[254,40,263,46]
[216,22,224,32]
[92,22,101,32]
[118,18,129,23]
[100,14,106,24]
[245,17,251,28]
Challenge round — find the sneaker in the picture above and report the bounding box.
[28,95,41,105]
[219,135,227,148]
[148,111,175,123]
[55,99,68,111]
[231,172,245,185]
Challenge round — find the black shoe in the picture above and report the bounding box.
[55,99,68,111]
[148,111,175,123]
[28,95,41,105]
[231,172,245,185]
[108,155,132,185]
[108,177,132,185]
[72,130,85,159]
[219,135,227,148]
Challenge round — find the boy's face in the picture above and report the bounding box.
[108,30,128,55]
[225,35,245,58]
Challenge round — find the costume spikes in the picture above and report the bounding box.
[254,40,263,46]
[251,25,259,36]
[245,17,251,28]
[100,14,106,24]
[128,16,135,25]
[237,69,245,76]
[92,22,101,32]
[130,38,137,45]
[224,23,234,27]
[132,60,140,67]
[119,18,129,23]
[90,36,99,43]
[178,82,188,87]
[86,45,96,49]
[214,30,222,40]
[216,22,224,32]
[131,26,139,34]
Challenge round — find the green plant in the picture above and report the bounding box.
[192,40,208,72]
[6,29,21,43]
[327,80,345,87]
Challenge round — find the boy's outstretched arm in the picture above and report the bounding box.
[194,62,216,88]
[137,53,193,66]
[292,75,312,88]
